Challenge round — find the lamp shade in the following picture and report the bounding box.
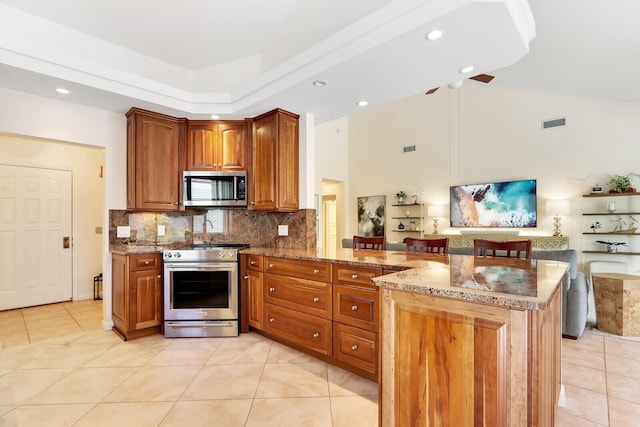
[545,199,570,216]
[427,205,446,218]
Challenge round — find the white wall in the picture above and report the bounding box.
[318,84,640,272]
[0,87,127,328]
[0,134,104,300]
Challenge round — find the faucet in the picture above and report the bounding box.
[205,219,214,233]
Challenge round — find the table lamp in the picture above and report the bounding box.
[427,205,446,234]
[545,200,570,236]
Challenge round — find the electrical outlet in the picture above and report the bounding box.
[116,226,130,238]
[278,225,288,236]
[158,225,166,236]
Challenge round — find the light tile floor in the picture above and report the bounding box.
[2,301,640,426]
[0,301,378,426]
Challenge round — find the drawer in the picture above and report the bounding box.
[333,265,382,289]
[130,254,161,271]
[333,322,378,375]
[264,303,332,356]
[246,255,263,271]
[265,257,332,283]
[333,285,379,332]
[264,273,332,319]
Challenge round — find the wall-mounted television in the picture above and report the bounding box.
[450,179,537,228]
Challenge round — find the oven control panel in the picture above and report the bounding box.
[163,248,239,262]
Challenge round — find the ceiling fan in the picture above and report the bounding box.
[425,73,494,94]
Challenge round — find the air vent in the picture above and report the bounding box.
[542,117,566,129]
[403,145,416,153]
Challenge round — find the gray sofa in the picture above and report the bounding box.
[341,238,588,338]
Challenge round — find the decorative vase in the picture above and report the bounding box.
[607,244,617,253]
[411,195,418,204]
[398,222,405,230]
[397,196,405,204]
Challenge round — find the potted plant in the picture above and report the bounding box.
[596,240,627,253]
[608,174,635,193]
[590,222,602,233]
[395,191,407,204]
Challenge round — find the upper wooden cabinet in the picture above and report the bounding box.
[126,108,185,211]
[187,121,247,171]
[249,109,299,211]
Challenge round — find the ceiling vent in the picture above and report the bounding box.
[542,117,566,129]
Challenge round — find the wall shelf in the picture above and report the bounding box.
[583,193,639,198]
[583,250,640,256]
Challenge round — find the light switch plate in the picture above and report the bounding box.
[278,225,288,236]
[116,226,131,238]
[158,225,166,236]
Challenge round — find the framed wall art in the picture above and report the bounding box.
[357,195,385,237]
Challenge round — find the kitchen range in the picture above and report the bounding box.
[162,243,248,338]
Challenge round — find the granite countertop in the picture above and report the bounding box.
[242,247,568,311]
[110,245,164,255]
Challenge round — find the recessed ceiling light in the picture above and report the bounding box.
[357,100,368,107]
[312,80,327,87]
[56,88,69,94]
[210,114,220,119]
[425,30,443,41]
[459,66,474,74]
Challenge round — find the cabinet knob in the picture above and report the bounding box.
[250,260,256,266]
[157,275,161,279]
[313,297,320,303]
[251,201,256,205]
[313,332,320,338]
[244,275,249,280]
[351,305,358,311]
[351,344,358,351]
[269,317,275,322]
[351,274,358,279]
[269,287,275,292]
[144,261,150,265]
[268,263,275,268]
[313,269,320,274]
[174,201,179,205]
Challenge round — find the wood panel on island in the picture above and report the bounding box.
[240,255,382,380]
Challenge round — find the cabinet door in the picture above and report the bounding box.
[247,269,263,329]
[129,269,163,331]
[250,113,278,210]
[218,123,247,171]
[187,123,218,170]
[277,112,299,211]
[130,112,181,210]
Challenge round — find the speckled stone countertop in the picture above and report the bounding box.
[110,245,164,255]
[242,247,568,311]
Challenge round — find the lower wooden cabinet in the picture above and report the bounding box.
[263,303,333,355]
[333,322,378,375]
[111,253,163,341]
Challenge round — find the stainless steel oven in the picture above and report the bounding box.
[162,245,247,337]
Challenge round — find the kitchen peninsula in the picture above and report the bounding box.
[241,248,566,427]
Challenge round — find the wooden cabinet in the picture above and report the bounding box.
[243,254,264,330]
[111,253,163,341]
[263,303,333,355]
[187,121,247,171]
[249,108,299,211]
[126,108,185,211]
[380,285,561,426]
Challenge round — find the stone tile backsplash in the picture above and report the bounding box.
[109,208,317,251]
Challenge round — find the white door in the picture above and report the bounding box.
[0,165,73,310]
[323,198,337,258]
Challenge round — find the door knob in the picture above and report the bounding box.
[62,236,70,248]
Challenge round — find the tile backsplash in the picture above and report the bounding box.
[109,208,317,250]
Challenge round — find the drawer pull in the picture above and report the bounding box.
[313,332,320,338]
[268,263,275,268]
[269,287,276,292]
[269,317,275,322]
[313,297,320,303]
[351,305,359,311]
[250,260,256,266]
[144,261,150,265]
[313,269,320,274]
[157,275,161,279]
[351,344,359,351]
[351,274,358,279]
[244,275,249,280]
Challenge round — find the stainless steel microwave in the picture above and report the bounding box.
[183,171,247,207]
